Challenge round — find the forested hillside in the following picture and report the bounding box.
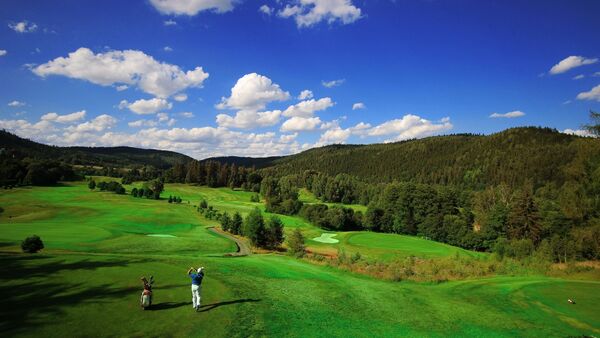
[259,127,600,188]
[0,130,193,169]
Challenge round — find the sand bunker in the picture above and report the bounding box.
[312,233,339,244]
[146,234,177,238]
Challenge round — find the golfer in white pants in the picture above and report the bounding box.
[187,267,204,311]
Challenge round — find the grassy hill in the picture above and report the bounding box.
[0,182,598,337]
[0,130,193,169]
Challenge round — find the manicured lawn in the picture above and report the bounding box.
[0,182,598,337]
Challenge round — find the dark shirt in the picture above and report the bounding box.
[189,271,204,285]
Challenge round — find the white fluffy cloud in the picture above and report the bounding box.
[8,100,25,107]
[298,89,313,100]
[217,73,289,111]
[316,127,351,145]
[0,50,7,56]
[322,79,345,88]
[282,97,334,118]
[174,93,188,102]
[216,110,282,129]
[260,5,274,15]
[489,110,525,118]
[119,98,173,115]
[164,46,173,52]
[352,102,366,110]
[33,47,209,98]
[66,114,117,133]
[549,56,598,75]
[179,112,194,118]
[562,129,596,138]
[368,115,453,141]
[280,116,322,132]
[149,0,236,15]
[164,19,177,26]
[41,110,86,123]
[279,0,362,27]
[9,21,37,33]
[576,84,600,102]
[129,119,158,128]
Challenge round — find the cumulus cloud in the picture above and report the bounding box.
[259,4,274,15]
[322,79,345,88]
[278,0,362,27]
[41,110,86,123]
[8,100,26,107]
[298,89,313,100]
[179,112,194,118]
[164,46,173,52]
[316,127,351,145]
[576,84,600,102]
[164,19,177,26]
[280,116,322,132]
[119,98,173,115]
[0,50,7,56]
[33,47,209,98]
[9,21,37,33]
[562,129,596,138]
[174,93,188,102]
[216,110,282,129]
[282,97,334,118]
[128,119,158,128]
[149,0,236,15]
[352,102,366,110]
[66,114,117,133]
[489,110,525,118]
[115,85,129,91]
[368,115,453,141]
[217,73,290,111]
[549,56,598,75]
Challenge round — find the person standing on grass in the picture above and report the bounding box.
[187,266,204,311]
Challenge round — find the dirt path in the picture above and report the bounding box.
[208,227,251,257]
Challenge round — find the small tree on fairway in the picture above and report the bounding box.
[88,180,96,190]
[220,212,232,232]
[266,216,284,249]
[200,199,208,209]
[231,212,243,235]
[287,229,306,257]
[21,235,44,253]
[244,208,266,247]
[168,195,173,203]
[131,187,138,197]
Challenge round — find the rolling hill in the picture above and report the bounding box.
[0,130,193,169]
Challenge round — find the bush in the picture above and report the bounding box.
[288,228,306,257]
[88,180,96,190]
[21,235,44,253]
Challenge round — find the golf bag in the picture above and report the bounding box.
[140,276,154,309]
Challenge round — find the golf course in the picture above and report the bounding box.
[1,181,598,337]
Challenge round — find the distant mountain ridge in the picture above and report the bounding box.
[0,130,193,169]
[3,127,599,188]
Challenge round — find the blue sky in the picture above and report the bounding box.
[1,0,599,159]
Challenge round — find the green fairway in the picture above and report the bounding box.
[0,182,599,337]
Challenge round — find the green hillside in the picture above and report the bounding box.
[0,130,193,169]
[259,127,600,187]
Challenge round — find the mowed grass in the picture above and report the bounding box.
[0,182,599,337]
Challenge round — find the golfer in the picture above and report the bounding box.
[187,267,204,311]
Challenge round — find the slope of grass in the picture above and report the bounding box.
[0,182,598,337]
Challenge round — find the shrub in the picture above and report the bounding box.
[88,180,96,190]
[21,235,44,253]
[288,228,306,257]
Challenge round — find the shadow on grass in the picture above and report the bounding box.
[147,301,190,311]
[0,252,150,335]
[199,298,261,312]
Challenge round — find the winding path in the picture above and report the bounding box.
[208,227,251,257]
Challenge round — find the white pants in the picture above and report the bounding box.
[191,284,201,308]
